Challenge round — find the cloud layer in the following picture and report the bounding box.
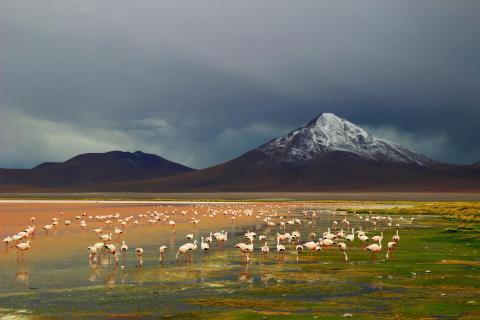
[1,1,479,168]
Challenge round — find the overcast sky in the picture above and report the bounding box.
[1,1,479,169]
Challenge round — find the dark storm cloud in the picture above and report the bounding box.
[0,0,479,168]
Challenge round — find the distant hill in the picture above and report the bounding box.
[0,151,195,191]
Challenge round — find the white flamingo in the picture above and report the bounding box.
[303,241,321,251]
[346,228,355,242]
[135,248,144,267]
[104,244,118,265]
[87,245,98,262]
[120,241,128,263]
[386,241,397,260]
[371,232,383,242]
[176,240,198,262]
[201,236,209,255]
[99,233,112,243]
[261,241,269,256]
[276,238,286,259]
[365,239,382,261]
[337,242,348,262]
[159,245,167,263]
[392,230,400,242]
[15,241,31,261]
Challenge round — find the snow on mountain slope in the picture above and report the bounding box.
[258,113,435,166]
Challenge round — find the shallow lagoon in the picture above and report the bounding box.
[0,201,479,319]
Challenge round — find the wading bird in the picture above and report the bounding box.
[15,241,31,262]
[159,245,167,263]
[135,248,144,267]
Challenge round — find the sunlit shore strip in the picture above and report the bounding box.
[0,199,258,205]
[1,192,480,202]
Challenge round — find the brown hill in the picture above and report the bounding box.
[0,151,195,191]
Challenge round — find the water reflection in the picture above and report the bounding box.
[104,271,116,287]
[238,265,253,284]
[15,270,30,283]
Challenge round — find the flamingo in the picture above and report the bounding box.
[296,245,303,261]
[212,230,223,238]
[104,244,119,265]
[276,238,286,259]
[371,232,384,242]
[358,234,370,244]
[392,230,400,242]
[386,241,397,260]
[15,241,30,261]
[235,242,249,260]
[186,233,194,240]
[320,238,334,250]
[365,239,382,261]
[92,242,105,260]
[201,236,209,255]
[337,242,348,262]
[87,245,98,262]
[43,224,53,235]
[346,228,355,242]
[261,241,269,257]
[176,240,198,263]
[114,227,123,237]
[302,241,321,251]
[159,246,167,263]
[4,236,13,245]
[99,233,112,243]
[241,239,254,263]
[205,232,213,243]
[120,241,128,264]
[135,248,144,267]
[168,220,176,232]
[215,231,228,246]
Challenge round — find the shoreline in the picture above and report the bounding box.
[0,192,480,202]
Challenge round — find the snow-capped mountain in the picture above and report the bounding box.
[259,113,435,167]
[2,113,478,192]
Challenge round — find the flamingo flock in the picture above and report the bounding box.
[2,203,405,268]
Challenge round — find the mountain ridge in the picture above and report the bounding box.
[0,113,478,192]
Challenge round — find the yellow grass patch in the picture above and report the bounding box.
[436,260,480,266]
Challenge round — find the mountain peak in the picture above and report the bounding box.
[258,113,435,167]
[307,112,341,126]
